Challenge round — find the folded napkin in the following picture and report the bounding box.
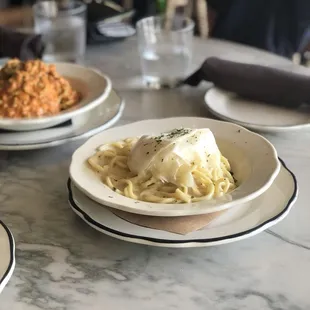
[111,209,226,235]
[0,27,44,60]
[182,57,310,108]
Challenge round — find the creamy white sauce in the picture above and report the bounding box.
[127,128,222,187]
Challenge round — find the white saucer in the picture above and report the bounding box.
[204,87,310,133]
[67,159,297,248]
[0,89,124,151]
[0,220,15,293]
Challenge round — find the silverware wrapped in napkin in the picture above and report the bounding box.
[182,57,310,108]
[0,27,45,60]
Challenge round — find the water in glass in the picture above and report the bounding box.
[141,45,191,86]
[35,16,86,63]
[137,16,194,88]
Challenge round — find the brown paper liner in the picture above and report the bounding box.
[110,209,227,235]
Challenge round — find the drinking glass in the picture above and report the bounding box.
[33,0,87,63]
[136,15,194,89]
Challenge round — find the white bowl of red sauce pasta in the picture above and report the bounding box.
[0,59,111,131]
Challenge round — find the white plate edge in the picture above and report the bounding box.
[0,89,125,151]
[67,159,298,247]
[0,221,15,294]
[204,88,310,133]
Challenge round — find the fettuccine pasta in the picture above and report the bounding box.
[88,128,236,203]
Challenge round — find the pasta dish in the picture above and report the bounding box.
[88,128,236,204]
[0,59,81,118]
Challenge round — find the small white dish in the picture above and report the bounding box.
[205,87,310,133]
[67,159,297,248]
[0,220,15,293]
[0,62,112,131]
[70,117,280,217]
[0,89,124,151]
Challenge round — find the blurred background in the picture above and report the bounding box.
[0,0,310,64]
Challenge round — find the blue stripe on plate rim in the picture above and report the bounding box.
[66,157,298,245]
[0,220,15,288]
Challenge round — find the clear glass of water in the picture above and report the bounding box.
[136,15,194,89]
[33,0,86,63]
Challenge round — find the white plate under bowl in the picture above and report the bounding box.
[0,89,124,151]
[68,159,297,248]
[205,87,310,133]
[0,62,112,131]
[0,220,15,293]
[70,117,280,217]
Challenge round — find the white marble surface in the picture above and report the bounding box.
[1,38,310,310]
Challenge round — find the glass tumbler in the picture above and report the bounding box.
[33,0,87,63]
[136,15,194,89]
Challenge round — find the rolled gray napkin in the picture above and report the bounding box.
[0,27,45,60]
[182,57,310,108]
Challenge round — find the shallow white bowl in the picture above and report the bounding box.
[68,159,297,247]
[205,87,310,133]
[70,117,281,217]
[0,89,125,151]
[0,62,112,131]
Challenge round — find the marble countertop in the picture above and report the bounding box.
[1,38,310,310]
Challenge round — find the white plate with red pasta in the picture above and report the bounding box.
[0,59,111,131]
